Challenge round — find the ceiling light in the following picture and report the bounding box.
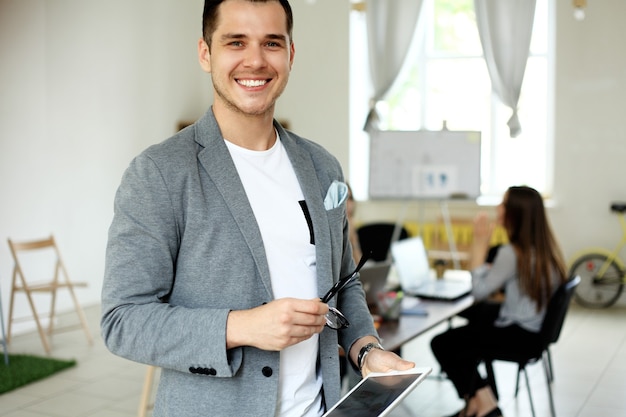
[573,0,586,21]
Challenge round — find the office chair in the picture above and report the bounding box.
[357,222,409,263]
[481,275,581,417]
[7,235,93,354]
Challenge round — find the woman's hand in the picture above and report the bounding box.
[469,212,495,270]
[473,212,494,243]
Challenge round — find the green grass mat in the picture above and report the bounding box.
[0,354,76,395]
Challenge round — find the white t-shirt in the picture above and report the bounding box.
[225,134,324,417]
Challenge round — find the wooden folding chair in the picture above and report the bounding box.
[7,235,93,354]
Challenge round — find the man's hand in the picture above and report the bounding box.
[360,348,415,377]
[226,298,328,351]
[350,337,415,377]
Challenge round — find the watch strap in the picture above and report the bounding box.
[357,341,384,372]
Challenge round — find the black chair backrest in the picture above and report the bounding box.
[357,223,409,263]
[540,275,581,348]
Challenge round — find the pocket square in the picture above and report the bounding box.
[324,180,348,210]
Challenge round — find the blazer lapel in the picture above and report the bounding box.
[194,111,274,299]
[279,130,334,296]
[192,110,336,301]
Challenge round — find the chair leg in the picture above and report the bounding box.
[8,269,52,354]
[138,366,156,417]
[522,367,536,417]
[545,347,554,383]
[20,278,53,354]
[58,258,94,345]
[543,355,557,417]
[25,291,52,354]
[484,360,499,399]
[6,270,17,345]
[48,269,59,336]
[514,366,521,397]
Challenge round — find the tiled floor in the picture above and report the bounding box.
[1,302,625,417]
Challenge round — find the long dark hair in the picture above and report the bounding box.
[202,0,294,49]
[503,186,567,310]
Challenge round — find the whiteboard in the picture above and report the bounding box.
[368,130,481,199]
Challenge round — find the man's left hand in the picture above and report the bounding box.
[360,348,415,377]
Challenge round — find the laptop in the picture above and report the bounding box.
[390,236,472,301]
[358,262,392,308]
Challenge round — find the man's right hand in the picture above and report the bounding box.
[226,298,329,351]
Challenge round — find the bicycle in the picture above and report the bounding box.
[567,202,626,308]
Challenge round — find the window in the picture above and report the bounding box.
[349,0,553,201]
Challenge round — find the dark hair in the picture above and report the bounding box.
[202,0,294,50]
[503,186,567,310]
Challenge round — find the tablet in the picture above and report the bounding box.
[323,367,432,417]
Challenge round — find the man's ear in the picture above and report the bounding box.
[289,42,295,71]
[198,38,211,73]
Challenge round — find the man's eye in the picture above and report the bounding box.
[230,41,244,47]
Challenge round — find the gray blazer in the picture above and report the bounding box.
[101,109,377,417]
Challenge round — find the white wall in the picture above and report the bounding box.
[1,0,625,331]
[0,0,207,332]
[0,0,349,332]
[551,0,626,260]
[277,0,350,163]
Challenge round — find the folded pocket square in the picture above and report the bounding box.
[324,180,348,210]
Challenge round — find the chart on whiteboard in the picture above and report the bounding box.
[368,130,481,199]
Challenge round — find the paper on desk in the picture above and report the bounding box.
[442,269,472,282]
[401,296,428,316]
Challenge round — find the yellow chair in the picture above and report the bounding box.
[7,235,93,354]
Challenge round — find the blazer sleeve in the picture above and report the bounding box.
[101,152,243,377]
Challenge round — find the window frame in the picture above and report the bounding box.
[349,0,554,202]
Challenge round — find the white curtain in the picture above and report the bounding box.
[363,0,423,132]
[474,0,536,138]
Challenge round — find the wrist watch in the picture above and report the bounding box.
[357,341,384,372]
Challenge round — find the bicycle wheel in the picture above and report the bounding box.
[569,253,624,308]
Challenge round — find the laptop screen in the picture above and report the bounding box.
[359,262,392,307]
[390,236,431,292]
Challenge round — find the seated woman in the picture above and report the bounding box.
[431,186,567,417]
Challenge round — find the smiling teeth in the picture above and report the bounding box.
[238,79,266,87]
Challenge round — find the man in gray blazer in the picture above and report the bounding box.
[101,1,414,416]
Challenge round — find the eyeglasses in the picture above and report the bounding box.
[321,252,370,330]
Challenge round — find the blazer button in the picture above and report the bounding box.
[262,366,273,377]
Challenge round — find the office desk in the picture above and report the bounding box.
[376,295,474,352]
